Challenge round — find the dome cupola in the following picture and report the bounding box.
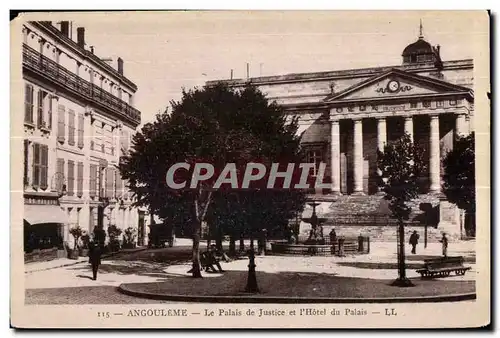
[402,20,442,68]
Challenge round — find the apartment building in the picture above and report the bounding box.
[22,20,147,254]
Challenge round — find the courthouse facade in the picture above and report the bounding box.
[210,29,474,239]
[22,21,148,254]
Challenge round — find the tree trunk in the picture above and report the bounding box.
[239,233,245,252]
[245,236,259,293]
[229,235,236,256]
[215,225,223,252]
[391,220,413,287]
[398,222,406,279]
[424,222,428,248]
[191,222,202,278]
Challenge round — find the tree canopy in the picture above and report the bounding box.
[377,133,426,222]
[119,82,306,277]
[442,133,475,214]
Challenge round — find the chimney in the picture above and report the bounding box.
[60,21,70,38]
[77,27,85,48]
[117,57,124,75]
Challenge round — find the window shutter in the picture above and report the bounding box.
[67,160,74,196]
[68,109,75,146]
[56,158,64,192]
[40,145,48,189]
[24,84,34,124]
[57,105,65,143]
[32,143,40,187]
[89,164,96,198]
[37,90,44,128]
[23,140,29,186]
[77,162,84,197]
[47,95,53,130]
[77,113,84,149]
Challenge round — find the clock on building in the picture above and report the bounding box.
[387,80,400,93]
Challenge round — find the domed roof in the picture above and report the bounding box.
[402,37,433,56]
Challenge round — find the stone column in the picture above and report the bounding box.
[330,119,341,195]
[429,115,441,193]
[353,118,364,195]
[376,117,387,194]
[455,113,468,137]
[404,115,414,142]
[377,117,387,152]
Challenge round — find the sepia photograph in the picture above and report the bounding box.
[10,10,490,329]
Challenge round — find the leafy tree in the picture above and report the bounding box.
[377,133,426,287]
[120,83,306,282]
[443,133,475,237]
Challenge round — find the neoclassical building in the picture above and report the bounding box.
[22,21,149,258]
[209,28,474,240]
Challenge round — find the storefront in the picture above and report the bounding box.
[24,203,69,262]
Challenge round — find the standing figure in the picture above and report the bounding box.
[440,233,449,257]
[409,230,420,254]
[329,228,337,254]
[329,228,337,245]
[88,241,102,281]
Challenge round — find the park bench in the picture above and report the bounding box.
[416,256,471,278]
[200,251,223,272]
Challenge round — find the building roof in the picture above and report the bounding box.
[402,37,434,56]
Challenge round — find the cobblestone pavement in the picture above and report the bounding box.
[25,286,174,304]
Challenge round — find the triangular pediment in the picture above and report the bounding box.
[324,69,472,102]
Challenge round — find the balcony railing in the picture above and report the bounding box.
[22,44,141,125]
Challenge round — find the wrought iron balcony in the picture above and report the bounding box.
[22,44,141,125]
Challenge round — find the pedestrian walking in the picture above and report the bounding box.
[409,230,420,254]
[88,241,102,281]
[440,233,449,257]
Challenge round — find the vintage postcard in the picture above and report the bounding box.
[10,10,490,329]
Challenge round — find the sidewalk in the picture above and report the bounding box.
[24,246,148,274]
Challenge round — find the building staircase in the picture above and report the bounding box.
[300,193,444,242]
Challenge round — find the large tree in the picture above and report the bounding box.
[377,133,426,287]
[120,83,305,280]
[442,133,475,237]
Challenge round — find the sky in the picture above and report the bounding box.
[49,10,486,126]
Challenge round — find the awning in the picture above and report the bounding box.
[24,204,68,226]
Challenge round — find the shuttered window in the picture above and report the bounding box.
[89,164,97,198]
[24,84,34,124]
[32,143,40,187]
[67,160,74,196]
[36,90,44,128]
[57,104,65,143]
[40,145,48,189]
[68,109,75,146]
[77,162,84,197]
[77,113,84,148]
[47,95,52,130]
[31,143,48,189]
[23,140,29,186]
[56,158,65,192]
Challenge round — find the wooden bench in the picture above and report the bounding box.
[416,256,471,278]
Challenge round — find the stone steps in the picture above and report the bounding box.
[300,194,443,242]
